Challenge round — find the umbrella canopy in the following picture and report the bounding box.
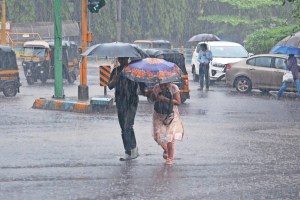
[81,42,147,58]
[271,45,300,55]
[275,32,300,48]
[188,33,220,43]
[123,58,181,84]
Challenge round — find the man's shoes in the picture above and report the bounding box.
[119,153,132,161]
[131,147,139,159]
[119,147,139,161]
[197,87,203,91]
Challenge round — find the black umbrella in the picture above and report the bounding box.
[188,33,220,42]
[275,32,300,48]
[81,42,147,58]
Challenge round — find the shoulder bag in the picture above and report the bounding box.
[282,71,294,82]
[154,89,174,125]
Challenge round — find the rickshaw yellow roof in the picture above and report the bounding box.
[23,40,50,48]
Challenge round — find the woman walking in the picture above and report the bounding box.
[150,83,184,165]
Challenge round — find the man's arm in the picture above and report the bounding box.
[108,69,117,90]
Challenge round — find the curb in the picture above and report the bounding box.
[32,96,114,113]
[32,98,92,113]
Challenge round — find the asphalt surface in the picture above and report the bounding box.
[0,63,300,199]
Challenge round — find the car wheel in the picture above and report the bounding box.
[235,77,252,93]
[3,84,17,97]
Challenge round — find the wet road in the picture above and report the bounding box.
[0,63,300,199]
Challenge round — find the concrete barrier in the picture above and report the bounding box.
[32,96,114,113]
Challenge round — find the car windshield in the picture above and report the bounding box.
[134,43,151,49]
[152,43,171,49]
[0,51,18,70]
[24,47,46,57]
[211,46,248,58]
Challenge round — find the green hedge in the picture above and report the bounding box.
[245,26,299,54]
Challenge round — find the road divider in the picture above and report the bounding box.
[32,96,114,113]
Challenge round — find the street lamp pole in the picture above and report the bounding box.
[78,0,89,100]
[53,0,64,99]
[1,0,6,45]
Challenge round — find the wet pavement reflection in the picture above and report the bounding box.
[0,66,300,199]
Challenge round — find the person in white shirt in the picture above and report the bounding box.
[197,44,213,90]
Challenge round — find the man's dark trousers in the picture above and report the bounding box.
[199,63,210,89]
[116,99,138,155]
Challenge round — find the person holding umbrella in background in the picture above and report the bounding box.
[197,43,213,91]
[276,54,300,100]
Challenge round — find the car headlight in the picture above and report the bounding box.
[212,62,226,68]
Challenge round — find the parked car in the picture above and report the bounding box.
[225,54,300,93]
[191,41,250,84]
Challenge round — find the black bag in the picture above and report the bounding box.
[154,90,173,115]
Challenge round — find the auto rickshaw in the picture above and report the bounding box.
[22,40,51,84]
[22,40,79,84]
[145,49,190,103]
[0,45,21,97]
[49,40,80,84]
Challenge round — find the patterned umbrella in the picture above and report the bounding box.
[123,58,181,83]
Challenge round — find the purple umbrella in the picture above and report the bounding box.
[123,58,181,83]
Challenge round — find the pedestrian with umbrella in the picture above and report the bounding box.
[197,43,213,90]
[123,58,184,165]
[82,42,148,161]
[276,54,300,100]
[108,57,144,161]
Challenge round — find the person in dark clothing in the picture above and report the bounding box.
[276,54,300,100]
[108,57,140,161]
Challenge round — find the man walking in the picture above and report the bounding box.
[108,57,139,161]
[197,43,213,90]
[276,54,300,100]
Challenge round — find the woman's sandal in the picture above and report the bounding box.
[165,159,173,165]
[163,151,168,160]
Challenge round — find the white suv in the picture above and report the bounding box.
[191,41,250,84]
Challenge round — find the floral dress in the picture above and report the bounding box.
[152,84,184,145]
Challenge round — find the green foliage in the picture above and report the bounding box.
[214,0,281,8]
[245,26,299,54]
[198,15,287,27]
[6,0,35,23]
[2,0,296,53]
